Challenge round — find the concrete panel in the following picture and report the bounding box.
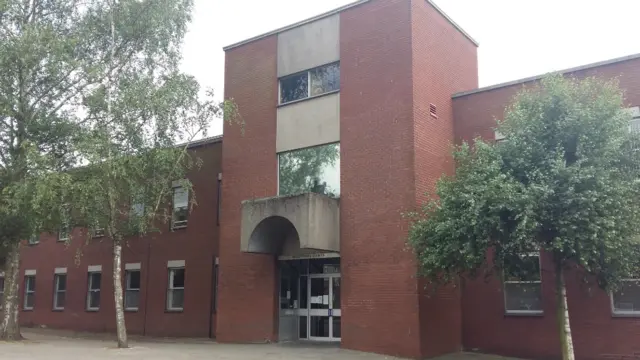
[276,93,340,152]
[277,15,340,77]
[241,193,340,254]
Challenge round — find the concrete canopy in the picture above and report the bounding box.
[241,192,340,255]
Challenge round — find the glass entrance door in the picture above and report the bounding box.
[308,274,341,341]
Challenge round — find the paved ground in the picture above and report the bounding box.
[0,329,519,360]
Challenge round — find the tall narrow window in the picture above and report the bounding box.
[172,185,189,229]
[53,273,66,310]
[278,143,340,198]
[24,275,36,310]
[86,271,101,311]
[125,270,141,311]
[216,173,222,226]
[503,252,543,314]
[167,267,185,311]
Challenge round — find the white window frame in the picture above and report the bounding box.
[278,62,340,105]
[610,278,640,316]
[124,269,141,311]
[91,227,105,238]
[171,184,189,229]
[53,272,66,310]
[166,266,185,311]
[58,228,70,242]
[503,252,543,315]
[24,274,36,310]
[86,271,101,311]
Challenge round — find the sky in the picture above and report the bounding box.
[181,0,640,136]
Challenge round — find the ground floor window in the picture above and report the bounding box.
[86,272,101,311]
[612,279,640,315]
[24,275,36,310]
[53,274,66,310]
[167,267,185,311]
[125,270,140,311]
[503,252,543,314]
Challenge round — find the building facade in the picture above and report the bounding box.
[4,0,640,359]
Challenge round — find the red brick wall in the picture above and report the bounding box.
[339,0,421,358]
[453,57,640,360]
[216,35,279,343]
[410,0,478,357]
[18,141,222,338]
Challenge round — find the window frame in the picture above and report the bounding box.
[0,275,4,309]
[53,273,66,311]
[86,271,101,311]
[171,184,189,230]
[166,267,185,312]
[610,278,640,316]
[124,269,141,311]
[276,142,341,198]
[278,62,340,106]
[503,252,543,315]
[24,275,36,311]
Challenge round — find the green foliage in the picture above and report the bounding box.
[408,75,640,290]
[0,0,233,246]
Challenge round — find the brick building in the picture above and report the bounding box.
[4,0,640,359]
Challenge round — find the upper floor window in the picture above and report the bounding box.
[172,184,189,229]
[628,106,640,133]
[612,279,640,315]
[279,63,340,105]
[278,143,340,198]
[28,233,39,245]
[503,252,543,315]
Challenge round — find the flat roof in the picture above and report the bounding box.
[223,0,477,51]
[452,52,640,98]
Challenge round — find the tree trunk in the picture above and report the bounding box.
[555,262,575,360]
[0,242,22,340]
[113,239,128,348]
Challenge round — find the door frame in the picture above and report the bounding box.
[307,273,341,342]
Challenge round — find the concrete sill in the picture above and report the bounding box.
[165,309,184,313]
[277,90,340,108]
[504,311,544,317]
[171,225,188,231]
[86,309,99,313]
[612,312,640,318]
[125,308,139,313]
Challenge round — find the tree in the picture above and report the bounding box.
[0,0,236,343]
[407,75,640,360]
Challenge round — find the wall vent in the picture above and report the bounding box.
[429,103,438,118]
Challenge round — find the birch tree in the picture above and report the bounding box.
[0,0,231,342]
[407,75,640,360]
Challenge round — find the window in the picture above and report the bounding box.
[279,63,340,104]
[172,185,188,229]
[125,270,141,311]
[86,272,101,311]
[28,233,39,245]
[494,131,506,142]
[628,106,640,133]
[58,228,70,242]
[24,275,36,310]
[503,252,543,314]
[91,228,105,238]
[131,202,144,218]
[216,173,222,226]
[0,276,4,308]
[612,279,640,315]
[53,273,66,310]
[167,267,185,311]
[278,143,340,198]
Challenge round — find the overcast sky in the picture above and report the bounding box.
[181,0,640,135]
